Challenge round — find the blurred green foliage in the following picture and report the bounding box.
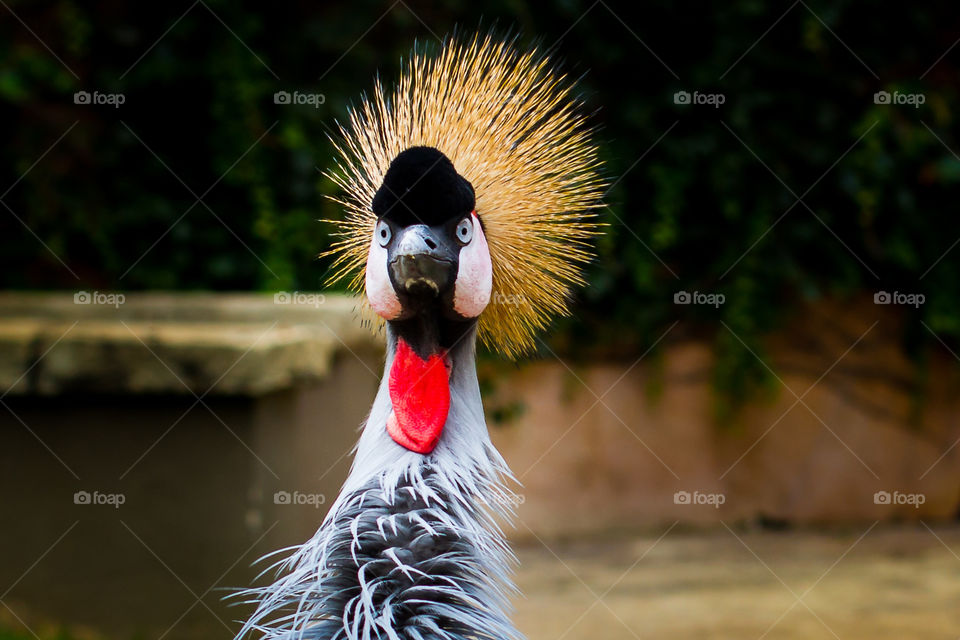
[0,624,79,640]
[1,0,959,403]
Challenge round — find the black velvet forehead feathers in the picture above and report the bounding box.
[371,146,476,226]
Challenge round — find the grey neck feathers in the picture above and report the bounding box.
[343,322,508,504]
[236,322,522,640]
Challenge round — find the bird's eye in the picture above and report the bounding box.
[375,220,392,247]
[455,216,473,245]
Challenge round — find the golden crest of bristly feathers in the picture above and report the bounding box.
[324,33,605,357]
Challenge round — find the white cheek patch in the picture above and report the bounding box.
[365,236,402,320]
[453,213,492,318]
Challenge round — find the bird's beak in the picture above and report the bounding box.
[389,225,457,297]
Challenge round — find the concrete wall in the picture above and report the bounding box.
[489,299,960,536]
[0,352,381,640]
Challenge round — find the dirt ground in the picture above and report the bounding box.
[511,524,960,640]
[1,524,957,639]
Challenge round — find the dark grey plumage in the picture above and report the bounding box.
[236,327,521,640]
[290,470,512,639]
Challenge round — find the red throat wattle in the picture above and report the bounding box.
[386,337,451,454]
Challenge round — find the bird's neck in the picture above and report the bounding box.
[338,316,509,505]
[240,317,521,640]
[388,309,476,360]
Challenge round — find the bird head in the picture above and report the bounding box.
[322,34,605,454]
[365,146,492,325]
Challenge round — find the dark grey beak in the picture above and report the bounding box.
[389,225,457,297]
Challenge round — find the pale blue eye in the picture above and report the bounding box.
[456,217,473,244]
[376,220,392,247]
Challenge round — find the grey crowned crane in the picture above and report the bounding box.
[238,33,604,640]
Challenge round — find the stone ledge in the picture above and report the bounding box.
[0,292,382,396]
